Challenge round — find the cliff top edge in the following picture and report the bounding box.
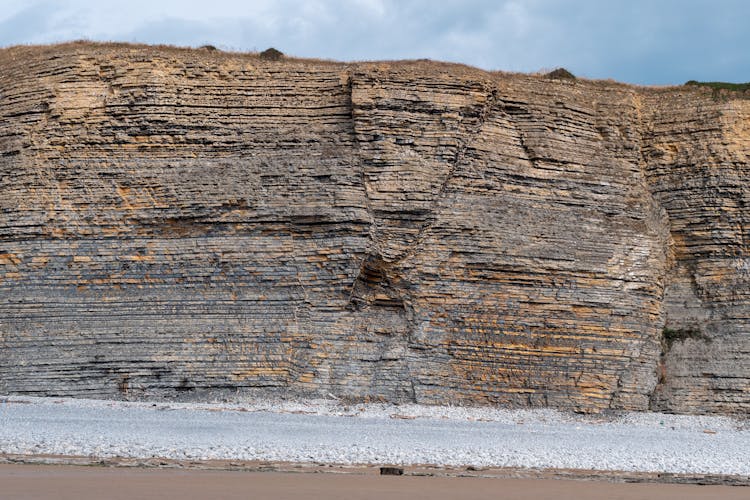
[3,40,745,98]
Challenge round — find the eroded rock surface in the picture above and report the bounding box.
[0,43,747,414]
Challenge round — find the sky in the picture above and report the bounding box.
[0,0,748,85]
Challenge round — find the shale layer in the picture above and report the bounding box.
[1,43,748,414]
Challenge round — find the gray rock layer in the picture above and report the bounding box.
[0,43,748,414]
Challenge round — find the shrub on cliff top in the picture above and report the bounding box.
[545,68,576,80]
[260,47,284,61]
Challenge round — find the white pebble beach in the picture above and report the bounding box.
[1,396,748,476]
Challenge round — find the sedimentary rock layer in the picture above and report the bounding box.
[0,43,747,414]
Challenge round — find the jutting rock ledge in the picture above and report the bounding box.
[1,42,748,415]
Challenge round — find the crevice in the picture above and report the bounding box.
[347,253,405,311]
[632,92,685,410]
[500,101,541,171]
[346,70,376,241]
[391,83,501,265]
[346,70,382,312]
[345,77,500,404]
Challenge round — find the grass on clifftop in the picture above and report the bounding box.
[684,80,750,92]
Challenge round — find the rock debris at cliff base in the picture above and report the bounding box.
[0,42,748,415]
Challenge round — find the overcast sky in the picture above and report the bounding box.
[0,0,747,85]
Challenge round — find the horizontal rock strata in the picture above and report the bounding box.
[0,43,748,414]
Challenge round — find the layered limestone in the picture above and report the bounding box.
[0,43,747,414]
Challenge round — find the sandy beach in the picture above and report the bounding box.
[1,464,748,500]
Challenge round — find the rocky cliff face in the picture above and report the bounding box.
[1,43,747,414]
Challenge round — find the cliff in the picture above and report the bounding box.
[0,42,748,415]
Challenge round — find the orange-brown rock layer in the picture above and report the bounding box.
[0,43,747,414]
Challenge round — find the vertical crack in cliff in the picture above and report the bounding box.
[345,70,379,309]
[345,69,377,243]
[341,70,417,402]
[500,100,541,172]
[344,72,510,403]
[392,84,500,266]
[631,92,678,410]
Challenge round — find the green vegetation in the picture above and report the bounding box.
[684,80,750,92]
[545,68,576,80]
[259,47,284,61]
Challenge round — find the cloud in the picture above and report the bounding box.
[0,1,75,46]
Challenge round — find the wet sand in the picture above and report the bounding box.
[1,464,747,500]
